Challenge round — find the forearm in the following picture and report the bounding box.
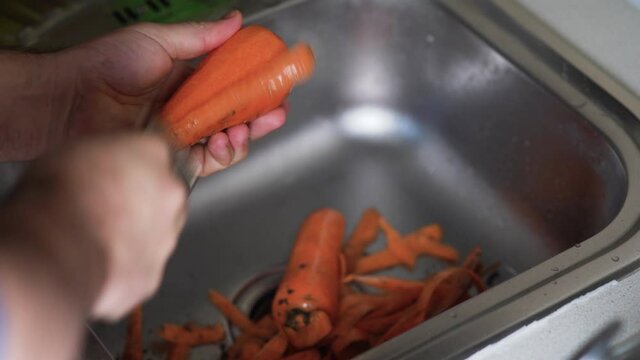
[0,189,106,360]
[0,51,73,161]
[0,241,86,360]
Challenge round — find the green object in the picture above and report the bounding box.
[110,0,235,25]
[0,0,239,50]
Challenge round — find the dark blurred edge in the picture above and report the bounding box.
[0,0,290,52]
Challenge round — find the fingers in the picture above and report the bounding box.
[188,106,288,177]
[249,107,287,139]
[207,132,235,167]
[191,124,246,177]
[227,124,249,165]
[128,11,242,61]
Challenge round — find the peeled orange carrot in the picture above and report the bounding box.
[163,26,287,123]
[161,26,315,148]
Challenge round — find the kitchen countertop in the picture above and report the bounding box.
[468,270,640,359]
[493,0,640,119]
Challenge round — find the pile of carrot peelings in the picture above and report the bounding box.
[122,208,492,360]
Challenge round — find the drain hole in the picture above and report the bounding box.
[227,266,284,339]
[249,287,277,321]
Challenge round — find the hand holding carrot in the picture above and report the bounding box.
[0,12,288,176]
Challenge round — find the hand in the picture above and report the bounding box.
[58,11,286,177]
[2,132,187,320]
[0,12,286,175]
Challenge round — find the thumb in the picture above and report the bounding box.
[129,11,243,60]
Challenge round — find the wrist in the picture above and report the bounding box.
[0,230,89,360]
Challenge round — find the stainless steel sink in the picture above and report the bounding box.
[88,0,640,359]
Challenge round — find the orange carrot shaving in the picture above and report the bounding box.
[354,237,459,274]
[208,290,273,338]
[255,331,289,360]
[333,300,378,337]
[406,234,459,262]
[283,349,322,360]
[361,291,421,320]
[356,311,404,335]
[166,343,190,360]
[227,334,264,360]
[122,305,143,360]
[379,217,416,269]
[414,224,443,242]
[256,315,279,336]
[343,274,424,294]
[343,208,380,272]
[158,323,225,346]
[331,328,370,360]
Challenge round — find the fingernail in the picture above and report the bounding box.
[224,143,235,166]
[223,10,240,19]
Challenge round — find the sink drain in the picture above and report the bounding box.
[227,266,285,339]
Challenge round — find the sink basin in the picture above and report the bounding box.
[89,0,640,359]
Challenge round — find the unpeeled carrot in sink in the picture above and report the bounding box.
[272,208,345,349]
[161,25,315,148]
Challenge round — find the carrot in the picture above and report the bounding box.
[227,334,265,360]
[343,274,424,295]
[353,251,399,274]
[158,323,225,346]
[407,234,459,262]
[415,224,443,242]
[257,315,279,336]
[356,311,404,335]
[338,293,384,315]
[166,343,190,360]
[255,330,289,360]
[354,236,459,274]
[331,328,370,360]
[208,290,273,338]
[463,246,482,270]
[361,291,421,320]
[377,266,483,344]
[333,300,378,337]
[283,349,322,360]
[378,217,416,269]
[272,208,345,349]
[162,25,287,124]
[122,305,143,360]
[343,208,380,272]
[163,41,315,148]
